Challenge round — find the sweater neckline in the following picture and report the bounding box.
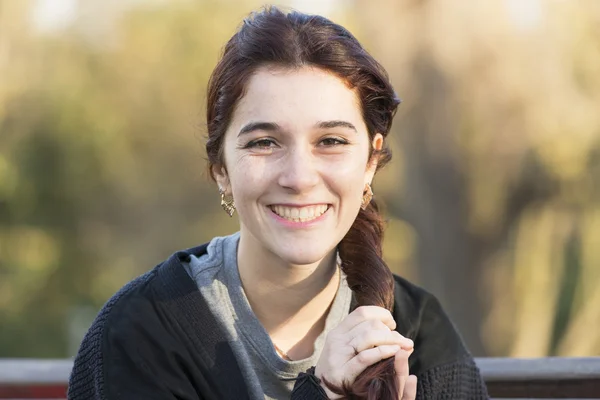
[217,233,352,378]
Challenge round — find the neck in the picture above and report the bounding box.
[236,232,340,339]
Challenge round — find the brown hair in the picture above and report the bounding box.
[205,6,401,399]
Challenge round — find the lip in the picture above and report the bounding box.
[268,203,329,207]
[267,204,331,227]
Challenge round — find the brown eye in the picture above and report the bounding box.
[245,138,277,149]
[320,137,348,146]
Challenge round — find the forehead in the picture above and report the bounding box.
[230,66,366,130]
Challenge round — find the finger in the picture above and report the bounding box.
[344,344,400,383]
[347,318,390,337]
[349,329,413,353]
[401,375,418,400]
[394,349,410,375]
[345,319,392,350]
[395,349,410,396]
[336,306,396,333]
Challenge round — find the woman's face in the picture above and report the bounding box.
[215,66,382,266]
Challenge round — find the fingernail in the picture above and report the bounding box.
[390,345,400,353]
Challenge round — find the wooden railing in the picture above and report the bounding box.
[0,359,71,399]
[478,357,600,398]
[0,357,599,399]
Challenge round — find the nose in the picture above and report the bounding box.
[277,145,320,193]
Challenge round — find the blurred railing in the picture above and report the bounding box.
[478,357,600,398]
[0,359,71,399]
[0,357,599,399]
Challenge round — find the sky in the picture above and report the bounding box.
[30,0,342,33]
[30,0,548,35]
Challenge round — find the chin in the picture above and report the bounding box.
[274,246,334,267]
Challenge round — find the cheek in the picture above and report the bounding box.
[327,164,369,206]
[239,154,271,180]
[224,143,256,183]
[229,155,271,200]
[326,154,369,183]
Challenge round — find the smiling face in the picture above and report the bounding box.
[214,66,382,266]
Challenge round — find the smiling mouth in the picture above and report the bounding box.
[269,204,329,223]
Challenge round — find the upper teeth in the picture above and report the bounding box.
[271,204,328,222]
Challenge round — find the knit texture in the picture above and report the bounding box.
[416,356,488,399]
[68,244,489,399]
[290,367,329,399]
[67,269,156,399]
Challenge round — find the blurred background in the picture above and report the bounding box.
[1,0,599,360]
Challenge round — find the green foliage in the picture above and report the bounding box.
[1,0,599,357]
[0,0,258,357]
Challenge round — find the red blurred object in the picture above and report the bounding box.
[0,384,67,398]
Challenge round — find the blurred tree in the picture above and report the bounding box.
[356,0,600,356]
[1,0,599,358]
[0,0,258,357]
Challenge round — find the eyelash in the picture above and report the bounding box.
[244,138,277,149]
[320,137,348,146]
[243,137,349,149]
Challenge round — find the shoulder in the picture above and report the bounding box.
[391,275,488,398]
[100,243,210,336]
[391,274,469,368]
[97,242,210,338]
[68,265,160,398]
[68,244,209,398]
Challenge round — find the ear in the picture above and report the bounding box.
[212,165,231,194]
[364,133,384,184]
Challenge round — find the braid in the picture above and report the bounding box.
[325,199,398,398]
[340,200,394,310]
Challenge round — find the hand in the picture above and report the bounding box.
[395,349,417,399]
[314,306,414,399]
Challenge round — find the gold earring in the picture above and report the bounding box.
[361,183,373,210]
[219,188,236,217]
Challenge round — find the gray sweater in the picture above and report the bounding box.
[182,233,352,399]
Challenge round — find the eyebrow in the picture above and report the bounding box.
[238,122,282,136]
[238,120,357,136]
[316,120,357,132]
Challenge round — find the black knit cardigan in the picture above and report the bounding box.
[68,243,489,399]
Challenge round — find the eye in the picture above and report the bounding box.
[245,138,278,149]
[320,137,349,146]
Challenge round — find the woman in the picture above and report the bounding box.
[68,6,488,400]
